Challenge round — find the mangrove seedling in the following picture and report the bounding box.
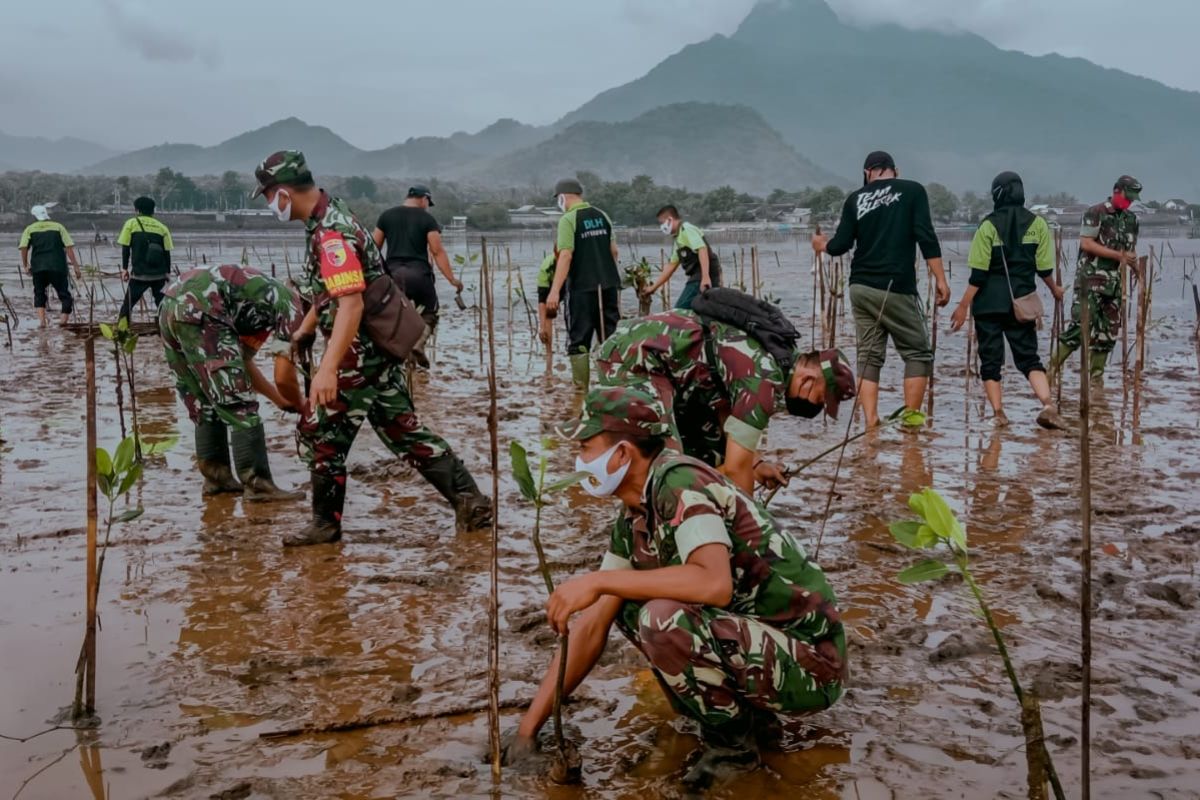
[509,438,586,784]
[100,316,143,459]
[890,488,1064,800]
[73,435,145,718]
[622,257,658,316]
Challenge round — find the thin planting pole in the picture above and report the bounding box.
[482,241,501,780]
[1080,299,1093,800]
[80,332,99,718]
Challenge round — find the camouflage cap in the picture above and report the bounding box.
[251,150,314,198]
[1114,175,1142,200]
[819,348,857,418]
[556,385,671,441]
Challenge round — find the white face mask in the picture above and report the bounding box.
[267,189,292,222]
[659,220,674,235]
[556,194,567,213]
[574,443,631,498]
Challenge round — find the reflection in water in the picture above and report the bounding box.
[78,742,106,800]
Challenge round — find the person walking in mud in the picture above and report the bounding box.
[504,386,846,791]
[250,150,492,546]
[536,248,557,346]
[372,185,464,370]
[642,205,721,311]
[117,196,174,321]
[18,203,82,327]
[1049,175,1142,381]
[950,172,1067,430]
[544,178,622,390]
[811,151,950,427]
[159,264,307,501]
[596,305,856,494]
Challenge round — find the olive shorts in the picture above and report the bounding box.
[849,283,933,382]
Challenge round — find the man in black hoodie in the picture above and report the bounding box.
[812,151,949,427]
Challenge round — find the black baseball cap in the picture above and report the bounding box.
[862,151,896,185]
[1114,175,1142,200]
[553,178,584,197]
[407,184,435,206]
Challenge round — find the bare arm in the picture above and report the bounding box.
[699,247,712,288]
[242,345,292,409]
[310,293,363,408]
[927,256,950,306]
[65,245,81,275]
[646,260,680,294]
[427,231,462,291]
[372,227,385,252]
[1080,236,1134,265]
[273,354,304,411]
[719,439,758,495]
[546,250,573,312]
[516,594,622,740]
[19,246,29,273]
[950,285,980,332]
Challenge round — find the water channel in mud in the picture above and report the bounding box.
[1,229,1198,799]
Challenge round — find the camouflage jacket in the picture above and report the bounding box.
[302,190,385,337]
[1079,201,1138,273]
[162,264,302,352]
[597,310,785,453]
[601,452,844,653]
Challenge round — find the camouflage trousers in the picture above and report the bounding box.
[160,314,260,428]
[617,599,843,732]
[1059,264,1122,356]
[297,343,448,478]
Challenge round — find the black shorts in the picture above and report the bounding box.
[974,312,1044,382]
[564,286,620,355]
[32,270,73,313]
[386,259,439,320]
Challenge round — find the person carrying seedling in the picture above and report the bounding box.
[117,196,174,321]
[950,171,1068,430]
[251,149,492,546]
[18,203,82,327]
[536,248,557,345]
[544,177,622,389]
[596,294,857,495]
[503,385,846,791]
[811,151,950,428]
[160,264,307,501]
[372,185,464,370]
[1048,175,1142,381]
[642,204,722,310]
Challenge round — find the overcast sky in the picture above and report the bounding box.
[3,0,1196,151]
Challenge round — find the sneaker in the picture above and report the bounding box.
[1036,406,1068,431]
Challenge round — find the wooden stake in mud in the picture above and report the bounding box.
[965,310,974,423]
[1079,299,1093,800]
[1132,253,1152,427]
[77,330,99,718]
[482,242,502,780]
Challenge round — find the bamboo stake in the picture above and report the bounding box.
[482,240,501,780]
[261,697,530,740]
[927,268,938,418]
[1079,298,1093,800]
[77,330,99,718]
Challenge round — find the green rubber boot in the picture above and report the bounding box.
[231,423,304,502]
[417,453,494,533]
[569,353,590,390]
[1089,350,1109,380]
[195,420,242,495]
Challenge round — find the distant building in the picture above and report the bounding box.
[1163,198,1190,211]
[508,205,562,228]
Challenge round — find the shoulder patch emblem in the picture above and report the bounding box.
[322,238,348,268]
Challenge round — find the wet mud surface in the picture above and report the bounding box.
[1,233,1198,799]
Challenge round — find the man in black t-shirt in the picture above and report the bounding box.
[372,185,464,368]
[813,151,950,427]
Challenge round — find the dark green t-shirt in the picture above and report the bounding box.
[556,201,619,292]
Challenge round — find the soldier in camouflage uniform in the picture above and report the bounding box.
[505,386,845,788]
[1050,175,1142,379]
[250,150,492,546]
[596,310,856,494]
[160,264,307,500]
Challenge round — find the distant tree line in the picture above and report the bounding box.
[1,169,1190,230]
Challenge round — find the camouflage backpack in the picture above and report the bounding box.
[690,287,801,374]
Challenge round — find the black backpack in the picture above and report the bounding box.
[135,218,168,274]
[690,287,800,373]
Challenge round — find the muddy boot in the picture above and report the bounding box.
[283,473,344,547]
[1036,405,1068,431]
[410,317,435,371]
[231,423,304,502]
[569,353,590,390]
[1046,344,1070,386]
[195,420,242,495]
[681,723,760,792]
[418,452,494,532]
[1089,350,1109,381]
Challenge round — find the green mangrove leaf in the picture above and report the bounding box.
[97,472,112,498]
[545,471,588,495]
[122,334,138,354]
[142,435,179,456]
[916,524,939,548]
[897,559,950,585]
[920,489,967,552]
[907,491,928,519]
[99,323,114,340]
[509,441,538,503]
[114,437,135,474]
[117,463,142,496]
[888,520,923,549]
[116,506,144,523]
[95,447,113,478]
[117,316,129,333]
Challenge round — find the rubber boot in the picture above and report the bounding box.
[1046,344,1070,386]
[411,315,435,371]
[231,422,304,502]
[682,721,760,791]
[195,420,242,496]
[417,452,494,533]
[1089,350,1109,381]
[569,353,590,390]
[283,473,344,547]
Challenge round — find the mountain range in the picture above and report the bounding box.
[8,0,1200,197]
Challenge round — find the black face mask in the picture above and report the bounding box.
[786,396,823,419]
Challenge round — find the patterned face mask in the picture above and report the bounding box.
[267,189,292,222]
[575,442,631,497]
[659,220,673,235]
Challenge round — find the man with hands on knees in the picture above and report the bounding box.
[504,386,846,789]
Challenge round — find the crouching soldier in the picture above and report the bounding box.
[159,264,306,500]
[505,386,846,789]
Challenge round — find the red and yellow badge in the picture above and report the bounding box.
[315,231,365,297]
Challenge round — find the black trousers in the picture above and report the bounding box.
[974,311,1044,382]
[120,278,167,320]
[564,286,620,355]
[32,271,73,314]
[386,259,440,321]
